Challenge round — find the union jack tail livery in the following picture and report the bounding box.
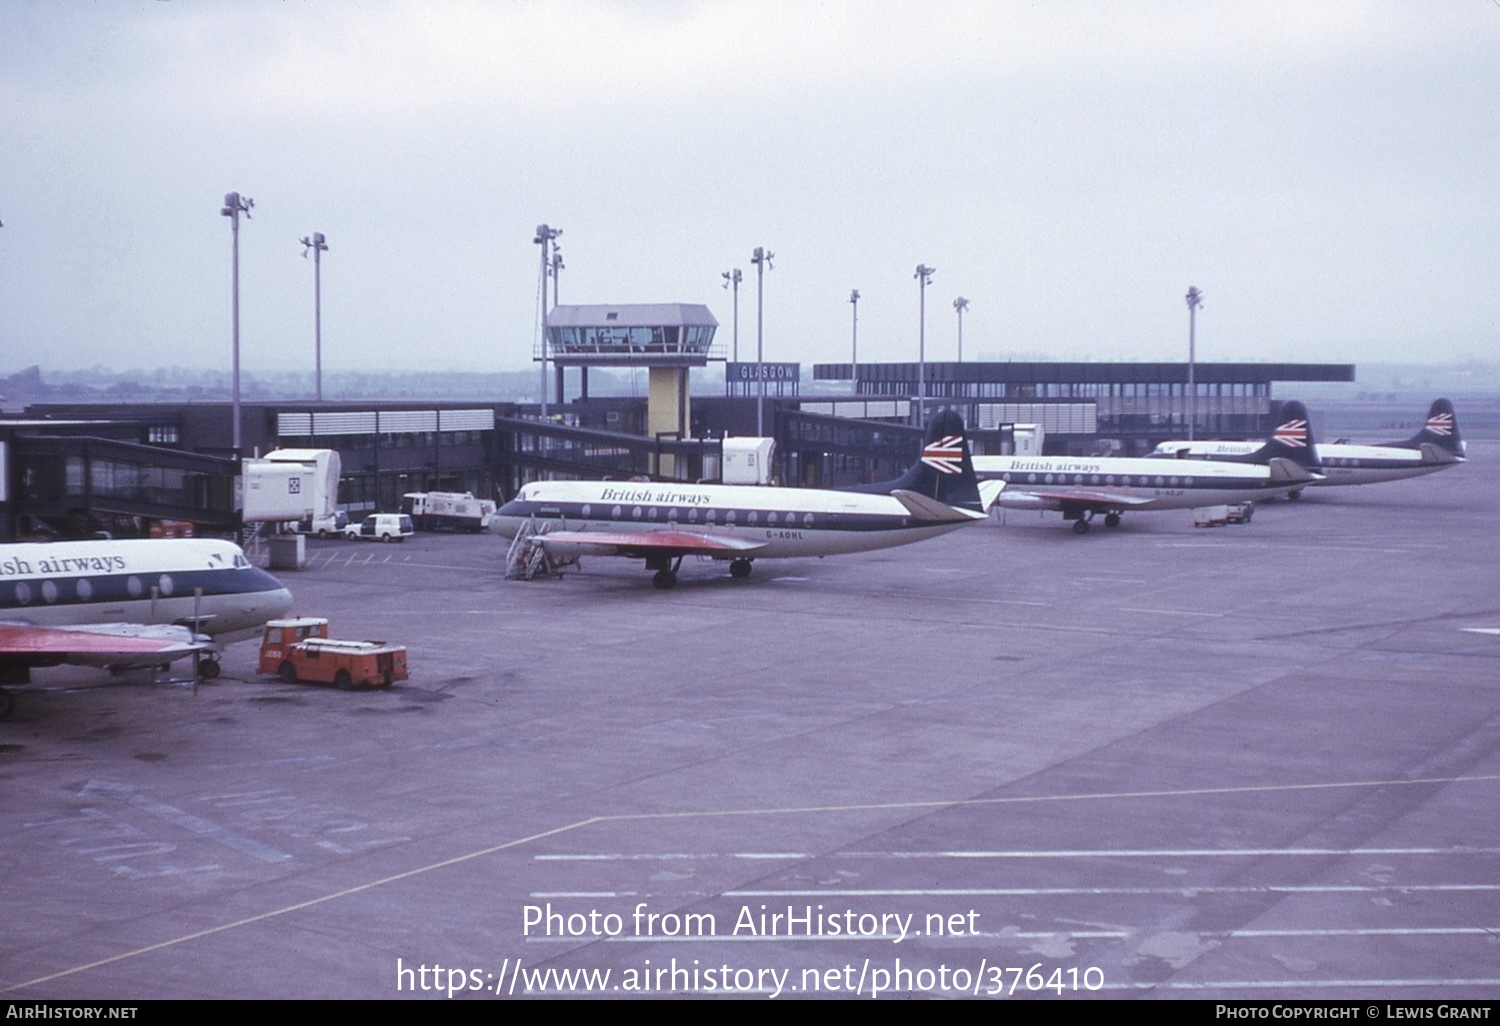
[1228,401,1321,471]
[844,409,983,512]
[1381,398,1466,458]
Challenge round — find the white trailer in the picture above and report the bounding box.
[401,491,495,532]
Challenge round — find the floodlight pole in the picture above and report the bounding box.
[1185,286,1203,440]
[722,268,742,363]
[220,191,254,458]
[534,224,561,418]
[300,232,328,400]
[550,241,565,403]
[752,247,773,436]
[953,296,969,364]
[915,264,935,427]
[849,289,860,390]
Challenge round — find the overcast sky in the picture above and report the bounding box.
[2,1,1496,379]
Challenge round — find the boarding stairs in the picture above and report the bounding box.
[505,517,571,580]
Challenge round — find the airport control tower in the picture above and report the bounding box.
[542,303,722,450]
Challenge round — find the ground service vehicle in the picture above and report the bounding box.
[344,513,415,542]
[1193,503,1254,527]
[401,492,495,532]
[257,618,409,689]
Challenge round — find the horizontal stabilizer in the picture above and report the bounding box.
[891,489,986,522]
[1268,457,1320,483]
[1419,442,1462,466]
[977,480,1007,510]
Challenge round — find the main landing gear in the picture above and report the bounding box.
[1068,511,1123,534]
[649,556,755,588]
[649,554,684,590]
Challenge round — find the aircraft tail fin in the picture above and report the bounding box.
[844,409,984,513]
[1236,400,1321,471]
[1379,398,1465,459]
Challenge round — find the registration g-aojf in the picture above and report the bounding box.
[522,903,624,937]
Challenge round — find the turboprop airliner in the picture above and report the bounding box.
[972,401,1322,534]
[0,538,294,717]
[493,410,993,589]
[1150,398,1466,489]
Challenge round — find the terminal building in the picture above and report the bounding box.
[1,340,1354,540]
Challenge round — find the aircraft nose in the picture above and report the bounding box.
[267,587,295,620]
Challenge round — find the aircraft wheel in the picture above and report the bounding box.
[652,569,678,590]
[278,662,299,684]
[198,658,221,681]
[334,669,354,690]
[1072,519,1091,535]
[1104,513,1121,529]
[0,687,13,720]
[730,559,752,579]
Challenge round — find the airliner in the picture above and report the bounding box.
[0,538,294,717]
[972,401,1322,534]
[1150,398,1466,488]
[493,410,992,589]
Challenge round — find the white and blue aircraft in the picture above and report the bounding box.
[0,538,294,717]
[1150,398,1467,489]
[972,401,1323,534]
[493,410,992,589]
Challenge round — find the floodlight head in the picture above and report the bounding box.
[850,289,860,303]
[1186,285,1203,309]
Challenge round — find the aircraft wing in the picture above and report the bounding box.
[1021,488,1157,509]
[0,622,210,670]
[535,530,769,560]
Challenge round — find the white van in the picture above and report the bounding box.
[344,513,415,542]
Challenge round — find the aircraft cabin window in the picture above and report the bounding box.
[747,511,759,525]
[127,576,143,599]
[667,507,678,522]
[158,575,175,597]
[1154,477,1165,487]
[726,511,737,526]
[632,506,642,520]
[689,509,698,523]
[706,510,717,524]
[648,507,658,520]
[42,581,59,604]
[14,582,31,605]
[803,513,814,528]
[768,512,779,526]
[611,505,622,520]
[76,579,92,600]
[581,504,592,518]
